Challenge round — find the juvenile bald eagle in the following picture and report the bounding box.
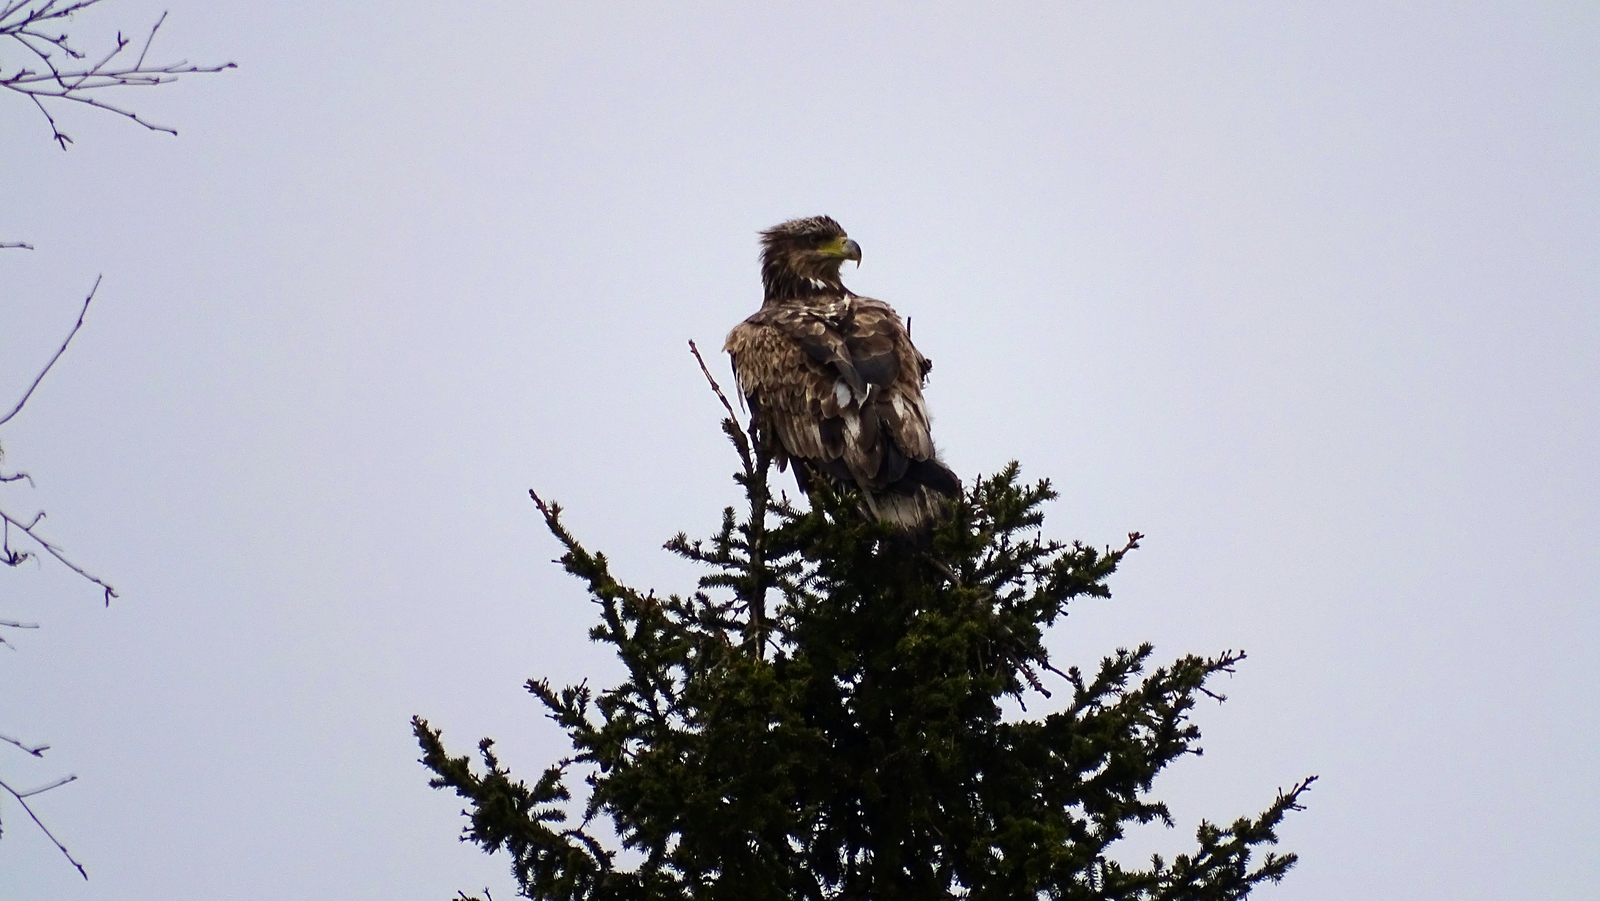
[724,216,960,529]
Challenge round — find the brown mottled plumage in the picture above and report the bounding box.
[725,216,960,529]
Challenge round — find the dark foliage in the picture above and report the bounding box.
[416,406,1312,900]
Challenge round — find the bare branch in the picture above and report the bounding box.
[687,339,753,471]
[0,505,116,602]
[1,1,234,149]
[134,9,162,70]
[0,274,98,428]
[0,616,40,648]
[0,241,33,249]
[28,90,70,149]
[0,732,49,756]
[16,772,76,797]
[0,615,40,649]
[0,275,117,597]
[0,773,86,879]
[687,339,744,432]
[2,514,34,570]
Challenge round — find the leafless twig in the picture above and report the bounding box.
[0,505,115,602]
[1,274,98,428]
[0,6,219,880]
[0,617,41,649]
[1,1,234,150]
[687,339,744,431]
[0,277,113,606]
[0,731,48,757]
[0,772,86,878]
[687,339,753,466]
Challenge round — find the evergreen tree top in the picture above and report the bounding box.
[414,347,1312,901]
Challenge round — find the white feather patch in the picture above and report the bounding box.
[834,380,853,409]
[842,412,863,443]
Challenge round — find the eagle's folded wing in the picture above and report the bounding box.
[726,298,941,494]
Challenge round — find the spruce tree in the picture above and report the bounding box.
[414,357,1313,900]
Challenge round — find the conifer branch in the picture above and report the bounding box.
[685,339,781,651]
[425,438,1312,899]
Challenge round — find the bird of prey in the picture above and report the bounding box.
[724,216,960,529]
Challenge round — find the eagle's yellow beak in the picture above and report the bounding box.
[819,236,863,264]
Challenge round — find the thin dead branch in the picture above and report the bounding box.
[0,732,48,757]
[1,1,234,149]
[687,339,756,475]
[1,274,116,596]
[0,617,41,649]
[0,772,86,879]
[687,339,743,430]
[0,505,116,602]
[1,274,99,427]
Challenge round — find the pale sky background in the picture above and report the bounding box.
[2,2,1596,898]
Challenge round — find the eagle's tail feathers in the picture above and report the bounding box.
[869,485,951,532]
[901,457,962,498]
[791,455,960,531]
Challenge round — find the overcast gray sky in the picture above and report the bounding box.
[2,2,1596,898]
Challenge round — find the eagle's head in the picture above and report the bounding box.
[759,215,862,302]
